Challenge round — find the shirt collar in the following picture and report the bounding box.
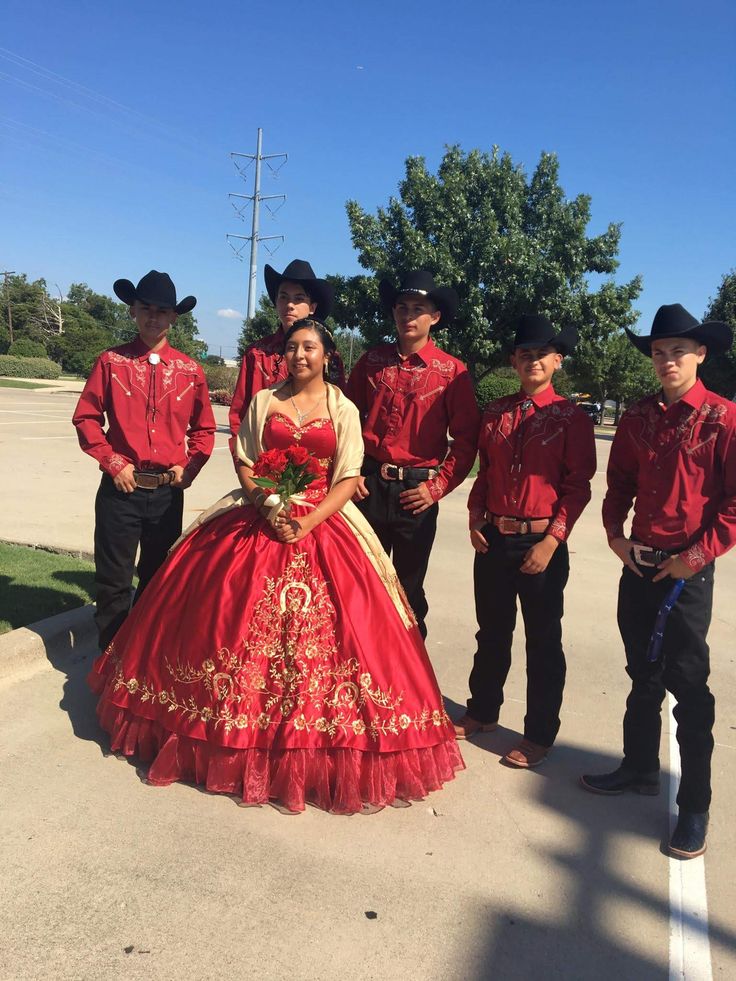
[396,337,437,365]
[676,378,706,410]
[132,335,171,364]
[263,329,285,352]
[516,384,557,407]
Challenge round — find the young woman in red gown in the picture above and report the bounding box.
[89,318,463,813]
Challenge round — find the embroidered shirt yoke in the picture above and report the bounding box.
[602,379,736,571]
[467,385,596,541]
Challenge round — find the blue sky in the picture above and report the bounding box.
[1,0,733,358]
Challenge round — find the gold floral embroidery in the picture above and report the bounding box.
[107,552,450,740]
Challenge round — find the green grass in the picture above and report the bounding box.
[0,543,95,634]
[0,379,56,390]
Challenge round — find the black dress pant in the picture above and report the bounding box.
[356,468,438,639]
[618,563,715,813]
[467,525,570,747]
[94,475,184,651]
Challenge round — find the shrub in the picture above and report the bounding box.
[204,364,239,394]
[0,355,62,379]
[8,338,48,358]
[475,370,520,408]
[209,388,233,406]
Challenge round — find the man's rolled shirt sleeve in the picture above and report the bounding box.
[679,425,736,571]
[546,412,596,542]
[183,369,216,479]
[72,357,132,477]
[426,370,481,501]
[602,416,640,543]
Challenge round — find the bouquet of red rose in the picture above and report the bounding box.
[251,446,322,519]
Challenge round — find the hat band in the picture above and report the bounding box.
[398,288,429,296]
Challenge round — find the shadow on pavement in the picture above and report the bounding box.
[42,612,102,748]
[463,741,736,978]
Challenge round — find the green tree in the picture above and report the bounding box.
[0,274,55,344]
[66,282,130,341]
[237,294,280,359]
[336,145,642,381]
[8,338,48,358]
[699,270,736,397]
[46,307,114,375]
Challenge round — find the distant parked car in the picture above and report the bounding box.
[577,401,603,425]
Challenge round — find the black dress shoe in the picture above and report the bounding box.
[580,765,660,796]
[669,810,709,859]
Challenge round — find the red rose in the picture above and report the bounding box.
[253,448,288,477]
[286,446,309,465]
[305,457,323,475]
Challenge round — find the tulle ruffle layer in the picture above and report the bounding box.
[98,699,464,815]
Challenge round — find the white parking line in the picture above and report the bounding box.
[668,694,712,980]
[0,410,71,419]
[20,435,78,440]
[0,419,71,425]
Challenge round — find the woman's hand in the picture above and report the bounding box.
[265,503,290,529]
[274,512,311,543]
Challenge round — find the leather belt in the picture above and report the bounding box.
[379,463,439,482]
[491,515,550,535]
[133,469,175,490]
[630,544,675,567]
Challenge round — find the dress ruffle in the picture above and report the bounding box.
[98,699,464,814]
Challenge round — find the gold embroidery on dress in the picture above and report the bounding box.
[108,552,448,739]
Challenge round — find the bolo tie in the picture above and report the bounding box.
[148,351,160,424]
[511,398,534,473]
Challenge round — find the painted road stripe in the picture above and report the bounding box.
[0,410,72,419]
[20,435,78,440]
[668,693,712,980]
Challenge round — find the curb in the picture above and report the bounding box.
[0,537,95,562]
[0,603,97,682]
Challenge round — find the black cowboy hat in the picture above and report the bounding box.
[113,270,196,314]
[625,303,732,356]
[263,259,334,321]
[512,314,578,356]
[378,270,459,326]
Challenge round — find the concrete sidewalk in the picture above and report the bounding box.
[2,385,735,979]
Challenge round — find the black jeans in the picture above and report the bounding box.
[618,563,715,812]
[467,525,570,747]
[356,466,439,639]
[93,475,184,651]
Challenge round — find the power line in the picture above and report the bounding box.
[227,128,287,320]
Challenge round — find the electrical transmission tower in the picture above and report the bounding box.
[227,128,287,320]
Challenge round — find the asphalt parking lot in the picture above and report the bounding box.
[1,383,735,980]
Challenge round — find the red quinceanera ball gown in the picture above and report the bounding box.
[89,413,463,813]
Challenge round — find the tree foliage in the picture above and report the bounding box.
[699,270,736,397]
[0,273,208,374]
[336,145,642,382]
[237,295,280,359]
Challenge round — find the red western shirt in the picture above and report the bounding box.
[468,385,596,541]
[228,328,346,455]
[602,379,736,571]
[73,337,216,479]
[346,339,481,501]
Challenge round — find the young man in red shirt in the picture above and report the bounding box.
[455,315,596,767]
[73,270,216,651]
[582,304,735,859]
[346,270,480,638]
[228,260,345,456]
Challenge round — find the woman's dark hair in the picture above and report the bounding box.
[283,317,336,357]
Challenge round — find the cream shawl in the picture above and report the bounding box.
[173,381,416,628]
